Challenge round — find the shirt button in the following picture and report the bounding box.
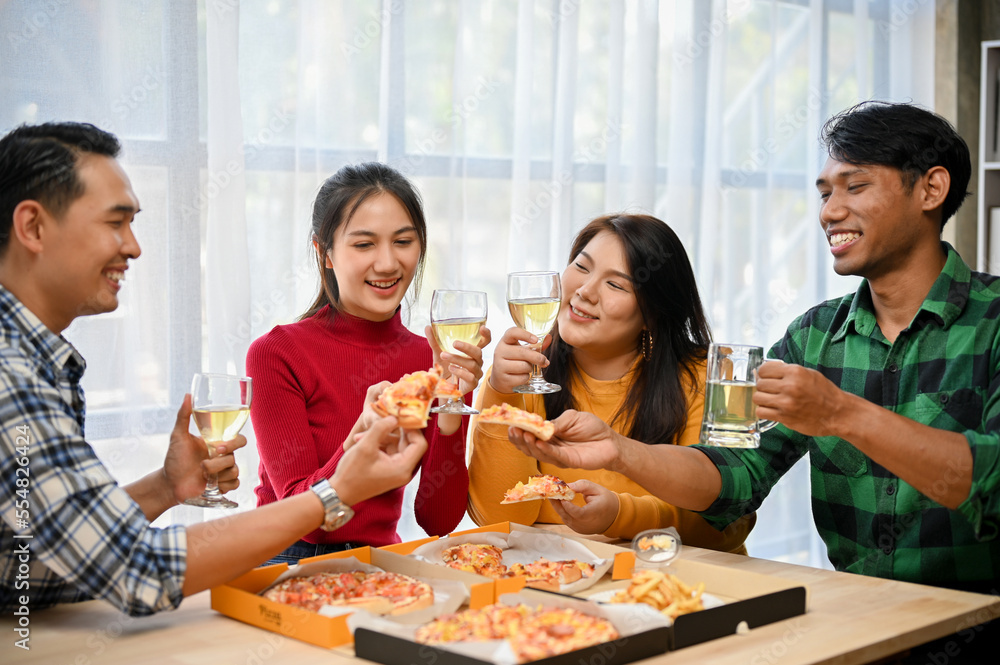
[888,363,899,373]
[939,394,949,405]
[886,484,896,496]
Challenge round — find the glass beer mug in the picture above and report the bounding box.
[699,343,777,448]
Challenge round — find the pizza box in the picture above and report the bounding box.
[210,545,495,649]
[354,587,672,665]
[380,535,439,555]
[443,522,636,598]
[580,557,808,651]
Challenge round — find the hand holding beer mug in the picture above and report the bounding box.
[699,343,777,448]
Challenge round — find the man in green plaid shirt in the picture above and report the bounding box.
[509,103,998,641]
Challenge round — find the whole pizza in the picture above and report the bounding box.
[415,603,619,663]
[262,570,434,615]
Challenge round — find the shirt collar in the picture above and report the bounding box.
[832,242,970,342]
[0,285,86,381]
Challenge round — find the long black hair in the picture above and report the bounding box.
[299,162,427,320]
[542,214,712,445]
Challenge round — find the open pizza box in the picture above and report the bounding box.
[353,587,673,665]
[433,522,636,599]
[210,545,495,649]
[432,523,808,651]
[579,557,809,651]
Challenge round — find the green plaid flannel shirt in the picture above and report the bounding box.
[696,244,1000,593]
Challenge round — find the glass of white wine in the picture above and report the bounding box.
[507,271,562,394]
[430,289,488,415]
[184,373,252,508]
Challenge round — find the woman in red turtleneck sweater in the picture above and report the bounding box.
[247,163,489,565]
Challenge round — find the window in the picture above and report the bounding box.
[0,0,934,565]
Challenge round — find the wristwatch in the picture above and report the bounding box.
[310,478,355,531]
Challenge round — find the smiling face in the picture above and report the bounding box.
[816,157,932,280]
[36,154,141,332]
[327,192,422,321]
[557,230,645,361]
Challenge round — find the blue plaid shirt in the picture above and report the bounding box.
[0,286,186,615]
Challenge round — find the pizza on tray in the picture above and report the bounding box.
[477,403,555,440]
[440,543,596,591]
[501,474,576,504]
[415,603,619,663]
[371,365,462,428]
[505,559,597,592]
[262,570,433,615]
[441,543,508,578]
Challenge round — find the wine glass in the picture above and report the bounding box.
[184,373,252,508]
[430,289,488,415]
[506,271,562,394]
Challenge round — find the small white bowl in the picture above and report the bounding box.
[631,527,681,564]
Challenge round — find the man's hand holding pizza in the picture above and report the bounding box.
[344,381,393,451]
[507,409,625,472]
[333,415,429,506]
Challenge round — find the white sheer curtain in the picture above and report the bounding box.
[0,0,936,567]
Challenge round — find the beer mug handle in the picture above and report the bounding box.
[758,418,779,432]
[755,358,783,434]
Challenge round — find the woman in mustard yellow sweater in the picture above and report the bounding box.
[468,214,755,553]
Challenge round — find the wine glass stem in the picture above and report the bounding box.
[529,342,545,382]
[204,443,221,496]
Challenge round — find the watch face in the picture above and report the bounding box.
[313,480,354,531]
[328,510,350,530]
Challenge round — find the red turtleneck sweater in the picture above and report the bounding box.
[246,306,469,546]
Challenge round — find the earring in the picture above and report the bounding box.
[641,330,654,361]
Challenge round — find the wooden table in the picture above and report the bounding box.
[4,547,998,665]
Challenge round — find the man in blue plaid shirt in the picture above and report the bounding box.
[510,102,998,658]
[0,122,428,615]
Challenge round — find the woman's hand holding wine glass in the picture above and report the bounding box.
[506,271,562,394]
[427,289,490,415]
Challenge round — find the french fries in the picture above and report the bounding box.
[610,569,705,619]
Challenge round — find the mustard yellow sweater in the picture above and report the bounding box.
[467,361,755,554]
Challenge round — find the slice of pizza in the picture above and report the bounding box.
[441,543,508,578]
[478,403,555,440]
[348,571,435,615]
[501,474,576,504]
[504,558,597,591]
[371,366,444,428]
[432,376,464,401]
